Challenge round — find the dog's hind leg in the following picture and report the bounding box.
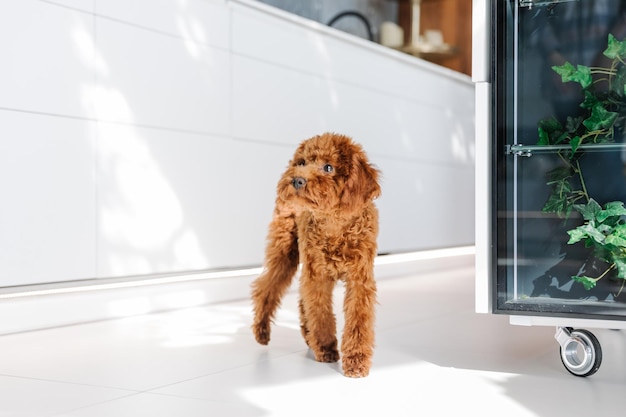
[251,212,299,345]
[341,268,377,378]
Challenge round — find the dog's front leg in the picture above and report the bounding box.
[251,213,299,345]
[299,265,339,362]
[341,271,377,378]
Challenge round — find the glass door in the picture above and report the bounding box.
[491,0,626,320]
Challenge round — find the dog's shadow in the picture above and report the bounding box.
[304,349,343,375]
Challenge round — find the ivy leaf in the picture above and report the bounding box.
[597,225,614,241]
[599,218,625,231]
[570,135,582,153]
[565,115,583,132]
[612,65,626,96]
[605,233,626,247]
[546,166,573,183]
[537,126,549,145]
[567,223,605,245]
[598,201,626,223]
[543,166,578,216]
[543,181,573,216]
[614,257,626,279]
[580,90,600,109]
[537,118,565,145]
[573,199,602,221]
[572,275,598,290]
[553,62,592,88]
[603,33,626,60]
[542,196,571,216]
[583,103,618,133]
[604,223,626,247]
[566,227,587,244]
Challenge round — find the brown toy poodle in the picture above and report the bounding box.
[251,132,381,378]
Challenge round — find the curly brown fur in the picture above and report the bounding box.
[251,133,380,378]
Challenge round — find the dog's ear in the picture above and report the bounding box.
[340,150,381,212]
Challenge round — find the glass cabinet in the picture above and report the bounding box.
[474,0,626,376]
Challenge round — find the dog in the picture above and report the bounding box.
[251,132,381,378]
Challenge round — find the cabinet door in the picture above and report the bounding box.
[490,0,626,320]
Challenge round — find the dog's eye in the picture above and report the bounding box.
[323,164,334,173]
[296,159,305,166]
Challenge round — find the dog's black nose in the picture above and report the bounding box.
[292,177,307,190]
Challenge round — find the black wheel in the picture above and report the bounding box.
[559,329,602,377]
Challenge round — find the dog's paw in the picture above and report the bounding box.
[342,353,370,378]
[317,349,340,363]
[313,342,340,363]
[252,322,271,345]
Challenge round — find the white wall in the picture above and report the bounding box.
[0,0,474,289]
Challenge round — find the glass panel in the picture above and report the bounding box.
[497,0,626,318]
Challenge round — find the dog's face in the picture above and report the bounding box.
[277,133,380,213]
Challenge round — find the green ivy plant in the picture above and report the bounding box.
[537,34,626,291]
[566,199,626,290]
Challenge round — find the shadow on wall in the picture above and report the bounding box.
[97,124,210,276]
[68,5,281,279]
[73,12,209,276]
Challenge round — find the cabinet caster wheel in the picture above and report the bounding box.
[556,327,602,377]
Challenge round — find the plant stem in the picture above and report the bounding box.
[590,70,616,76]
[575,160,590,202]
[589,67,617,75]
[596,263,616,281]
[618,277,625,297]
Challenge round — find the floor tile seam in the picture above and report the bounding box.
[375,310,468,334]
[50,388,258,417]
[47,391,144,417]
[0,372,141,394]
[126,388,255,406]
[140,348,308,394]
[41,366,284,417]
[0,374,143,417]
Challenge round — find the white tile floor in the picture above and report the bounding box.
[2,262,626,417]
